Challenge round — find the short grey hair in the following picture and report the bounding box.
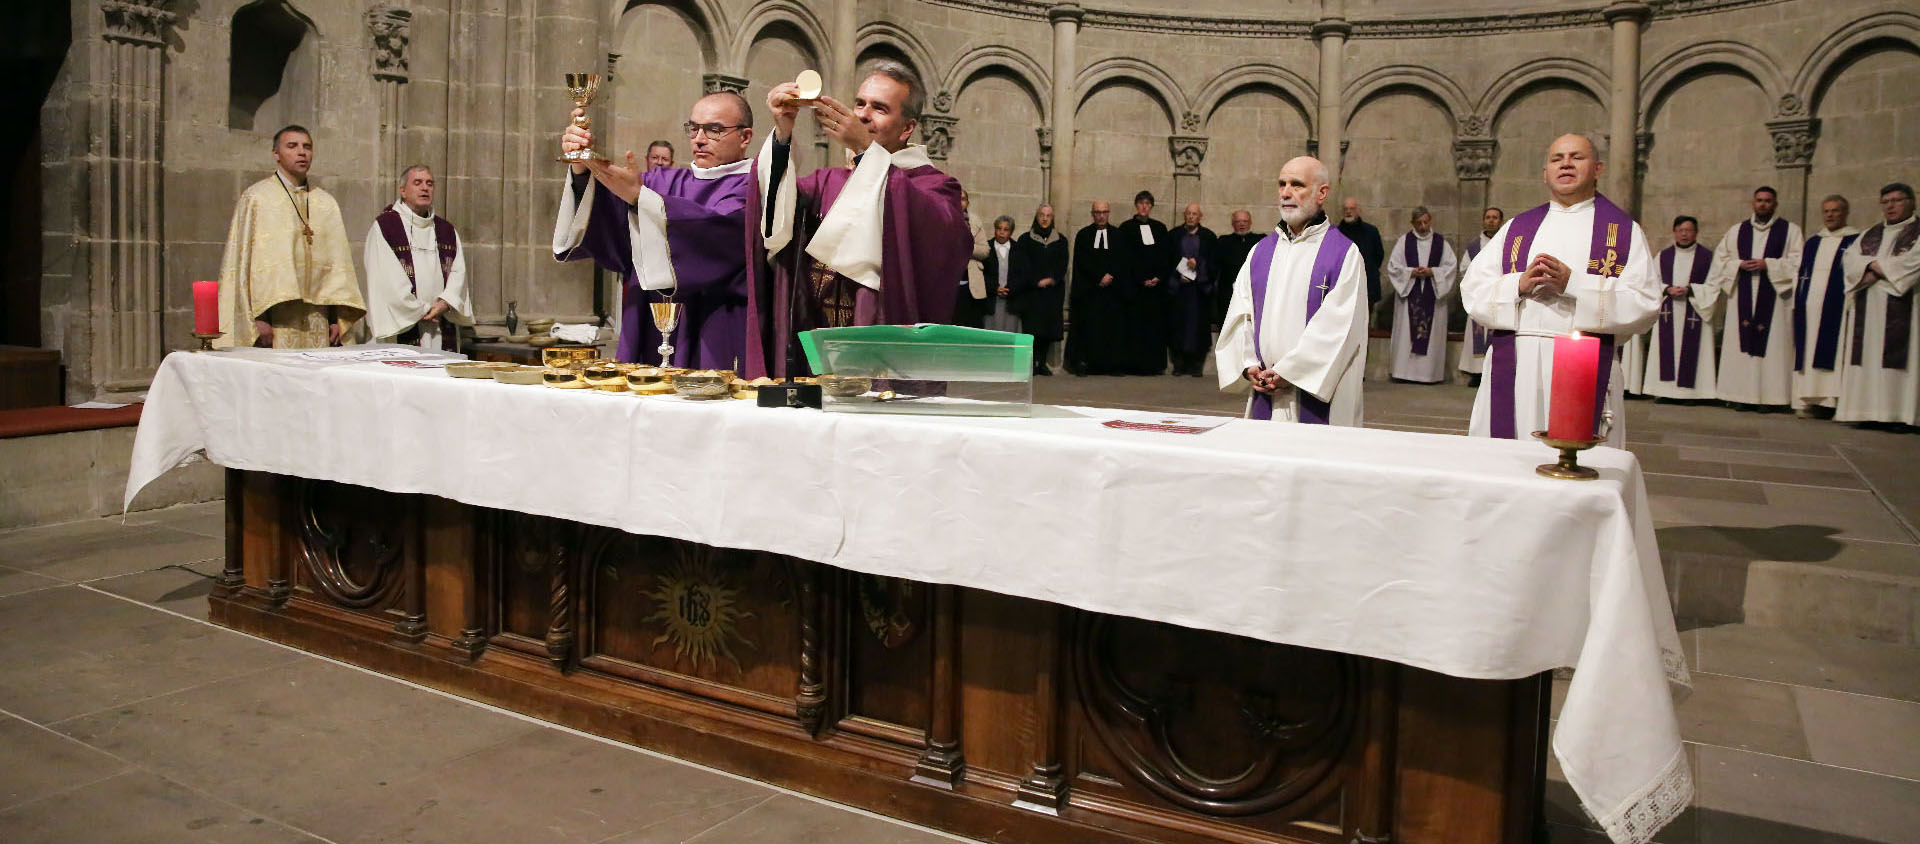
[1821,194,1849,210]
[864,59,926,122]
[400,164,432,183]
[992,214,1016,229]
[1410,205,1432,222]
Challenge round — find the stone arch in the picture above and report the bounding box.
[855,21,937,89]
[1075,57,1187,130]
[1639,41,1786,126]
[615,0,726,70]
[943,46,1050,122]
[1341,64,1468,133]
[1476,57,1608,122]
[1790,11,1920,116]
[1192,63,1318,134]
[228,0,321,132]
[728,0,829,77]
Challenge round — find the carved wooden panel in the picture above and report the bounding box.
[290,479,412,620]
[487,510,574,660]
[837,572,933,744]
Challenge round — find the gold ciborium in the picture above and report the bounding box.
[556,73,608,163]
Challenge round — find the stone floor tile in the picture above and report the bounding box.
[1693,744,1920,844]
[1693,624,1920,703]
[1672,447,1852,472]
[85,567,216,618]
[1676,673,1809,760]
[1743,561,1917,645]
[0,714,131,812]
[0,565,63,599]
[596,795,775,844]
[1726,465,1867,490]
[680,794,964,844]
[1653,523,1856,564]
[1759,486,1917,545]
[1792,687,1920,781]
[0,770,322,843]
[1654,433,1837,456]
[120,501,226,539]
[0,519,222,583]
[1645,475,1770,504]
[1835,444,1920,542]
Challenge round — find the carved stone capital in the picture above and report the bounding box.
[1179,111,1202,133]
[367,5,412,82]
[606,52,622,82]
[1766,118,1817,169]
[1048,4,1085,25]
[1310,17,1353,40]
[102,0,175,47]
[932,90,956,114]
[1634,131,1654,182]
[1602,1,1652,25]
[1452,137,1497,181]
[1459,112,1493,139]
[1304,138,1350,159]
[920,114,958,161]
[1036,126,1054,168]
[1168,135,1208,176]
[703,73,750,95]
[1774,93,1807,119]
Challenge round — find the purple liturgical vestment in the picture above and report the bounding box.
[555,167,751,368]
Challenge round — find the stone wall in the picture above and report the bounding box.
[38,0,1920,401]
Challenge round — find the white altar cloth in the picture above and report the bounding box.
[126,349,1690,844]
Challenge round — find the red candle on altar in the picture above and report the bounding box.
[1549,332,1601,441]
[192,281,219,335]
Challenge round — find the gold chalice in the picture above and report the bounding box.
[556,73,608,163]
[650,300,683,368]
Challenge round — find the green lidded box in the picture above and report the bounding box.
[798,325,1034,416]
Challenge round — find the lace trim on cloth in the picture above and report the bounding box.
[1595,744,1693,844]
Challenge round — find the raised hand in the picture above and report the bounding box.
[811,96,874,154]
[767,82,802,142]
[584,150,643,204]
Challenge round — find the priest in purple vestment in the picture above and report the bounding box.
[746,60,971,378]
[552,92,754,368]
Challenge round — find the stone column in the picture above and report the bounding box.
[1047,4,1082,214]
[1312,13,1351,185]
[367,6,412,190]
[93,0,176,397]
[1603,2,1649,208]
[1766,99,1817,229]
[1168,131,1208,211]
[1452,129,1496,231]
[833,0,859,162]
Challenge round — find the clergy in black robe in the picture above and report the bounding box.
[1167,202,1219,376]
[1117,191,1173,375]
[1067,201,1125,375]
[1010,204,1069,375]
[1337,197,1387,320]
[1213,209,1261,329]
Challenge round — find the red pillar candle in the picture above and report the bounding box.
[1549,332,1601,441]
[192,280,219,335]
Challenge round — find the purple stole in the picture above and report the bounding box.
[1852,221,1918,370]
[375,208,459,294]
[1656,246,1712,387]
[1794,233,1859,373]
[1486,194,1632,439]
[1466,239,1491,355]
[1733,220,1790,357]
[1401,232,1445,355]
[1246,225,1355,424]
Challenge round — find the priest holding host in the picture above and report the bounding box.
[1215,156,1369,426]
[1643,215,1720,401]
[1461,133,1661,449]
[750,60,971,378]
[365,165,470,351]
[1836,182,1920,426]
[216,125,365,349]
[553,91,755,369]
[1384,206,1457,384]
[1711,186,1803,409]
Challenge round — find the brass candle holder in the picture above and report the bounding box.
[192,331,223,351]
[1531,431,1604,480]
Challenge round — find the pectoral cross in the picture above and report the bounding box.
[303,225,314,248]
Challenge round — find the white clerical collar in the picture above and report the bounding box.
[1822,225,1858,237]
[1674,243,1698,252]
[1278,218,1328,243]
[693,158,752,180]
[393,200,434,227]
[1410,230,1433,241]
[1479,233,1496,245]
[1751,215,1777,230]
[1888,215,1916,229]
[1550,196,1595,213]
[276,171,310,193]
[887,144,932,169]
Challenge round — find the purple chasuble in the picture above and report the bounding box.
[1851,221,1918,370]
[1400,232,1445,355]
[1486,194,1633,439]
[375,207,460,351]
[1245,225,1354,424]
[1794,234,1858,373]
[1656,246,1712,387]
[1733,220,1790,357]
[556,170,752,368]
[743,148,970,379]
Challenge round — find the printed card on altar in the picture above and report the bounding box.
[1100,412,1230,435]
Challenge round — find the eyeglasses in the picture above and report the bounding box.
[683,122,745,139]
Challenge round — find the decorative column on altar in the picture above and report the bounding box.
[1603,1,1649,210]
[1453,117,1496,234]
[367,6,411,192]
[1047,4,1082,214]
[921,91,958,162]
[1312,5,1351,183]
[1767,96,1818,230]
[92,0,176,398]
[1168,127,1208,211]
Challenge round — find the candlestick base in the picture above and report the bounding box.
[1531,431,1604,480]
[192,331,224,352]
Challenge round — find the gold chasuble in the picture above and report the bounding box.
[216,174,366,348]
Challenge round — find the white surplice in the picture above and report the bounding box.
[1711,217,1803,406]
[363,201,470,347]
[1793,226,1861,409]
[1462,198,1662,449]
[1384,229,1458,383]
[1642,244,1721,400]
[1214,219,1369,425]
[1460,233,1494,374]
[1836,214,1920,424]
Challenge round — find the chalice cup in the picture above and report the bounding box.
[557,73,608,163]
[651,301,682,368]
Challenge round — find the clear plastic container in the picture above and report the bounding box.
[801,325,1034,416]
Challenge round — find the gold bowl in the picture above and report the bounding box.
[542,346,594,369]
[502,333,532,344]
[525,318,556,335]
[815,374,873,397]
[446,361,499,379]
[625,366,672,394]
[529,335,558,348]
[542,368,587,388]
[490,364,545,385]
[672,369,731,399]
[583,362,627,392]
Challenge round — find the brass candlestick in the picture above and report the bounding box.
[1532,431,1604,480]
[556,73,608,163]
[192,331,223,352]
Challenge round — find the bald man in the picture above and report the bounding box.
[1213,209,1262,329]
[1067,200,1126,375]
[1167,202,1219,376]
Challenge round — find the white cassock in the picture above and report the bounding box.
[1384,229,1457,383]
[1836,214,1920,424]
[1462,197,1661,449]
[1642,244,1721,400]
[1620,330,1648,395]
[1792,226,1861,409]
[1712,216,1803,405]
[1459,233,1494,375]
[364,201,471,348]
[1215,218,1369,425]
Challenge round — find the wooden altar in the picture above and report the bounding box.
[209,469,1549,844]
